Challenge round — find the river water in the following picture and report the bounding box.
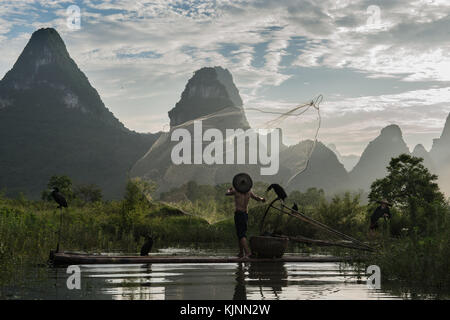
[1,249,403,300]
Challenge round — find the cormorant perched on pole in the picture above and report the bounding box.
[140,235,153,256]
[51,187,68,208]
[260,184,288,233]
[51,187,68,252]
[267,184,287,202]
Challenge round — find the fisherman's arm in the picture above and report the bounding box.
[250,191,266,202]
[226,188,235,196]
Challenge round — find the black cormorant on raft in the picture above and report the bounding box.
[140,235,153,256]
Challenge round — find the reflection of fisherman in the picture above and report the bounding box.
[233,263,247,300]
[369,199,391,231]
[226,173,265,258]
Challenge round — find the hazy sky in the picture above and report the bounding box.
[0,0,449,155]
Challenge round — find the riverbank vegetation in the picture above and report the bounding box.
[0,154,449,295]
[364,154,450,295]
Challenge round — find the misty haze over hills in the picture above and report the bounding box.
[349,125,411,191]
[327,144,359,172]
[1,28,450,199]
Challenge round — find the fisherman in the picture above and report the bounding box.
[226,173,265,258]
[369,199,391,232]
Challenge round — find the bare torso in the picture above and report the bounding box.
[226,188,265,212]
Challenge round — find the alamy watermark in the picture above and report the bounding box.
[66,265,81,290]
[66,5,81,31]
[333,1,382,27]
[170,120,280,175]
[366,265,381,289]
[366,5,381,26]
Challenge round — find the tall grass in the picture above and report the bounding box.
[363,221,450,294]
[0,193,238,287]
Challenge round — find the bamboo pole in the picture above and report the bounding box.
[269,204,373,251]
[288,235,373,251]
[56,207,63,253]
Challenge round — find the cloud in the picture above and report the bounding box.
[0,0,449,155]
[241,85,450,155]
[293,0,450,81]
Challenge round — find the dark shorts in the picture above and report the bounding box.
[234,210,248,240]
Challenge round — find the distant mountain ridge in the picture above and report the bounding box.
[168,66,249,129]
[429,114,450,194]
[282,141,349,193]
[0,28,124,129]
[327,143,359,172]
[347,122,450,195]
[349,124,410,191]
[0,28,158,199]
[412,144,435,173]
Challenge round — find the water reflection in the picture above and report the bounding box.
[233,262,289,300]
[248,262,288,299]
[233,263,247,300]
[3,261,403,300]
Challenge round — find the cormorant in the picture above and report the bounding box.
[292,203,298,212]
[140,235,153,256]
[267,184,287,201]
[51,187,68,208]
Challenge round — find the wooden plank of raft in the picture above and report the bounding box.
[50,252,353,265]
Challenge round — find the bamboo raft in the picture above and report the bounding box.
[49,185,372,266]
[50,251,353,266]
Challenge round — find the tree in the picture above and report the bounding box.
[119,178,156,235]
[369,154,446,232]
[289,188,325,208]
[41,175,74,201]
[317,192,364,236]
[74,184,103,203]
[123,178,156,210]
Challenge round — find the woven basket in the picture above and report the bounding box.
[250,235,289,258]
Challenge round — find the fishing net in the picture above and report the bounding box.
[130,94,323,188]
[246,94,323,186]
